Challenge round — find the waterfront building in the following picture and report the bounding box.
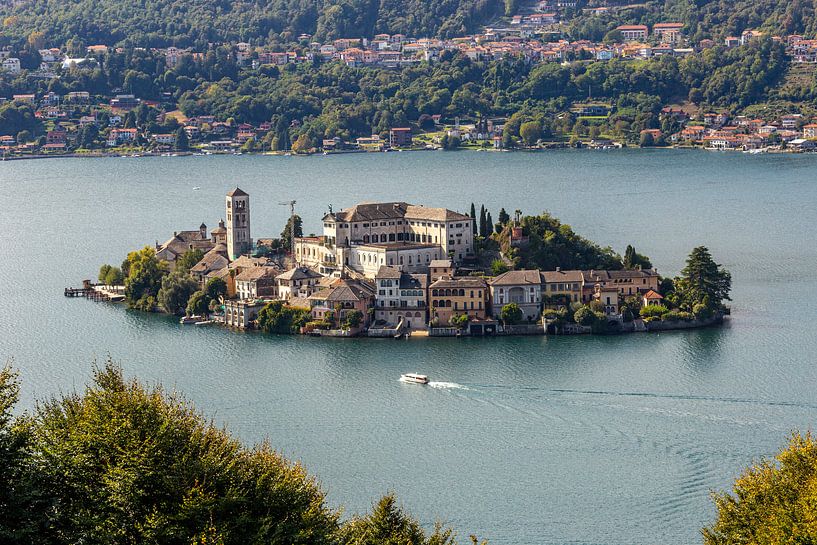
[642,289,664,307]
[373,266,428,330]
[320,201,473,261]
[489,269,543,321]
[345,242,442,277]
[190,243,229,283]
[541,269,583,307]
[224,299,265,329]
[235,266,279,300]
[226,187,252,259]
[308,278,376,326]
[276,266,323,300]
[429,276,488,325]
[581,268,660,299]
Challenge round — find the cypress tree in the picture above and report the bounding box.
[498,208,510,225]
[479,205,487,238]
[470,203,477,235]
[487,212,494,235]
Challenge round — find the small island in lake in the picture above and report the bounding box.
[77,187,731,337]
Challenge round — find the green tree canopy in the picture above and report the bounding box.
[500,303,523,324]
[157,270,199,315]
[703,433,817,545]
[123,246,169,311]
[677,246,731,308]
[280,214,304,253]
[175,248,204,273]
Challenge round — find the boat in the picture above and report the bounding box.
[400,373,429,384]
[192,186,201,190]
[179,315,202,324]
[194,320,213,326]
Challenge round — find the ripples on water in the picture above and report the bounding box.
[2,150,817,544]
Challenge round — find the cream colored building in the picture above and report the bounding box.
[226,187,252,259]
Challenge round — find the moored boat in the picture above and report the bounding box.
[180,315,202,324]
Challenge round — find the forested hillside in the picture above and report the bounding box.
[0,0,502,48]
[569,0,817,41]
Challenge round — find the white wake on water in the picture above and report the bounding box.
[428,381,468,390]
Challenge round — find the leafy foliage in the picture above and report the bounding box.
[507,213,623,271]
[499,303,523,324]
[703,432,817,545]
[257,300,311,333]
[0,0,502,48]
[123,246,169,311]
[675,246,732,309]
[339,493,455,545]
[157,270,199,315]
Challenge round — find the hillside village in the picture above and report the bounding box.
[3,21,817,156]
[85,188,728,338]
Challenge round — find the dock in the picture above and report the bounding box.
[64,280,126,302]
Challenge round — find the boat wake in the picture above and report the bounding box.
[428,381,468,390]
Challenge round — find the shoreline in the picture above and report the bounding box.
[4,145,813,162]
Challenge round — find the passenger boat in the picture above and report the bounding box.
[400,373,429,384]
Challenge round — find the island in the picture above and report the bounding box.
[72,187,731,338]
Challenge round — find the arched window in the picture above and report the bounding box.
[432,289,438,296]
[444,289,451,296]
[389,233,395,242]
[363,235,370,243]
[459,289,465,296]
[380,233,387,242]
[446,300,452,307]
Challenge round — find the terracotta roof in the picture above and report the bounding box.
[429,259,453,268]
[643,289,663,299]
[227,187,248,197]
[490,269,542,286]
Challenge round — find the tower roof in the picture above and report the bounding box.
[227,187,248,197]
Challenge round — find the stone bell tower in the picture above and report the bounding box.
[226,187,252,260]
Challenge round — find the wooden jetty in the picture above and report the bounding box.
[64,280,124,302]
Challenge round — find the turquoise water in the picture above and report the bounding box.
[2,149,817,544]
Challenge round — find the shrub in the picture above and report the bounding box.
[661,310,683,322]
[491,259,509,276]
[574,305,597,326]
[640,304,668,319]
[500,303,523,324]
[693,302,713,320]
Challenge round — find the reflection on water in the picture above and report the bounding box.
[2,151,817,544]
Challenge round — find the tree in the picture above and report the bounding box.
[79,124,99,149]
[703,433,817,545]
[500,303,523,324]
[0,364,44,542]
[29,360,339,544]
[498,208,510,226]
[16,130,30,144]
[623,245,652,270]
[639,131,654,147]
[175,248,204,273]
[501,130,515,149]
[486,212,494,235]
[469,203,477,235]
[291,133,313,153]
[280,214,303,253]
[519,120,542,147]
[257,300,311,334]
[339,493,454,545]
[478,205,487,238]
[98,264,124,285]
[342,310,362,329]
[186,290,208,316]
[491,259,509,276]
[157,271,199,315]
[175,126,189,150]
[574,305,597,326]
[449,314,469,329]
[206,277,227,301]
[678,246,731,308]
[123,246,168,310]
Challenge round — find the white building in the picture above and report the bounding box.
[373,266,428,330]
[2,58,21,74]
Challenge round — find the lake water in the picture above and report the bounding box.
[2,149,817,544]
